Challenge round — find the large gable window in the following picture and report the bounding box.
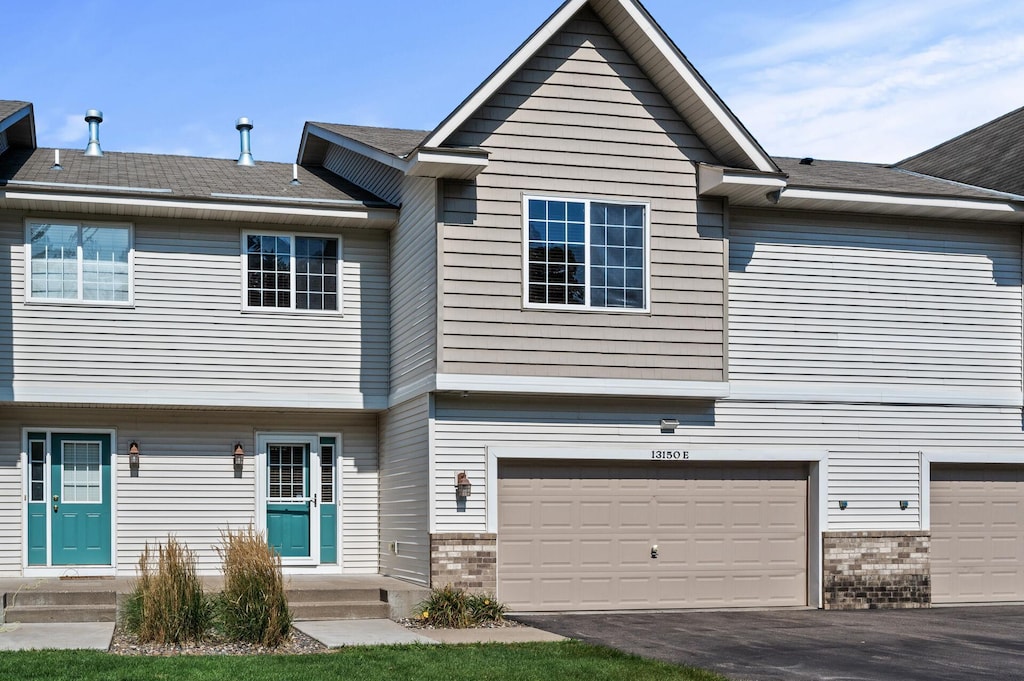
[27,221,132,303]
[244,232,340,312]
[525,197,648,310]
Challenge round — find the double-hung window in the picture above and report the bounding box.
[525,196,648,310]
[244,232,340,312]
[27,221,132,303]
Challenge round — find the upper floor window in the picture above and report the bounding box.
[524,197,648,311]
[27,221,132,303]
[244,232,340,312]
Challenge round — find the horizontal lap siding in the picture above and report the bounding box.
[440,8,725,382]
[5,214,390,407]
[432,396,1024,533]
[0,407,378,576]
[379,394,430,584]
[729,211,1023,389]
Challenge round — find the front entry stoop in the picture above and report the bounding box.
[3,589,117,623]
[286,587,390,620]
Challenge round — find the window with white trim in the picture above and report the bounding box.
[27,221,132,303]
[244,233,340,312]
[525,197,648,310]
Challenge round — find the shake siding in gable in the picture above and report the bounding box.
[439,8,726,382]
[379,394,431,584]
[728,210,1023,393]
[323,144,403,207]
[390,177,438,397]
[6,215,390,408]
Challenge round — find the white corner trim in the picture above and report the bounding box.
[435,373,730,399]
[780,188,1020,213]
[389,375,439,408]
[728,382,1023,407]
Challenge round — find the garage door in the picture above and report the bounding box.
[931,465,1024,604]
[497,461,808,611]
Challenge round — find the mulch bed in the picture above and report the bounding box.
[108,624,328,656]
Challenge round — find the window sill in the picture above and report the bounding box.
[240,307,345,318]
[522,302,651,314]
[23,299,135,309]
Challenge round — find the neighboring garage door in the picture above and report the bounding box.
[931,465,1024,604]
[497,461,808,611]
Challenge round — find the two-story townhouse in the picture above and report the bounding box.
[3,0,1024,613]
[0,103,397,577]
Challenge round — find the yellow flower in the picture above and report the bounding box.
[422,611,430,619]
[484,600,490,605]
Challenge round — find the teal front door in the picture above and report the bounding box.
[51,433,112,565]
[265,440,319,563]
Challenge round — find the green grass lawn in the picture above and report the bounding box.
[0,641,728,681]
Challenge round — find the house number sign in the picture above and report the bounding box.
[651,450,689,460]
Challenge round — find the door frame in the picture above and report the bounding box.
[255,432,340,568]
[21,427,118,577]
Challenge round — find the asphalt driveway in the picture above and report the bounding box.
[516,606,1024,681]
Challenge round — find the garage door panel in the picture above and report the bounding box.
[498,461,807,611]
[931,464,1024,604]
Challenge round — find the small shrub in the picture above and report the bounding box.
[418,586,507,628]
[120,537,211,644]
[215,526,292,647]
[468,592,505,622]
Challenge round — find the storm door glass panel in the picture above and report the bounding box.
[30,223,79,299]
[295,237,338,311]
[29,439,46,501]
[268,445,307,499]
[62,442,101,503]
[320,443,335,503]
[82,226,130,301]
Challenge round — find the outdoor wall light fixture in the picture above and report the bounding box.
[233,443,245,468]
[455,471,472,498]
[899,500,909,510]
[838,500,849,510]
[660,418,680,433]
[128,441,140,468]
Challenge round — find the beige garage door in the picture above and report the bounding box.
[931,465,1024,604]
[497,461,808,611]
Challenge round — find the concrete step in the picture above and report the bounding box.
[5,603,117,623]
[290,601,389,621]
[5,590,117,608]
[286,587,383,604]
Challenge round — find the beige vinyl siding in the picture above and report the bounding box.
[430,395,1024,533]
[728,210,1023,393]
[0,406,378,576]
[323,144,403,207]
[378,394,431,584]
[438,7,726,382]
[390,177,438,397]
[5,213,390,409]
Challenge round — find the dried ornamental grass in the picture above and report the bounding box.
[215,526,292,647]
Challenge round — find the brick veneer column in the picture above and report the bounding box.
[429,533,497,592]
[822,531,931,609]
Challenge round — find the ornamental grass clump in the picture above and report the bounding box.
[120,537,211,644]
[215,526,292,647]
[417,585,507,628]
[468,592,506,623]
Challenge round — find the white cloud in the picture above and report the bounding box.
[47,113,89,146]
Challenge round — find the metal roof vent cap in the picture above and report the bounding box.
[236,117,255,166]
[84,109,103,157]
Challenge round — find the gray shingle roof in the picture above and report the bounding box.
[311,122,429,158]
[0,148,393,206]
[0,100,30,124]
[897,106,1024,197]
[773,156,1008,201]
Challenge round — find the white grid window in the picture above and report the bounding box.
[62,442,101,503]
[268,445,306,499]
[29,222,131,303]
[245,234,339,312]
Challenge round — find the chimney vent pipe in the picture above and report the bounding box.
[84,109,103,157]
[236,117,254,166]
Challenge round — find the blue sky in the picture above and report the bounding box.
[5,0,1023,164]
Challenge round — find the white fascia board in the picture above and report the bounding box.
[422,0,590,148]
[729,382,1023,408]
[611,0,776,173]
[406,149,489,178]
[435,373,730,399]
[305,124,409,170]
[0,104,32,134]
[781,187,1021,214]
[9,386,389,411]
[0,190,387,222]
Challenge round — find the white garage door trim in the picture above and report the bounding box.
[487,446,826,608]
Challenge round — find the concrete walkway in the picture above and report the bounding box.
[0,619,563,651]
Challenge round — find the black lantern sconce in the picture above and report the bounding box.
[128,441,140,468]
[455,471,472,498]
[233,443,245,468]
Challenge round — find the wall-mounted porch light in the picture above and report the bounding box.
[455,471,472,498]
[233,443,245,468]
[128,441,140,468]
[838,500,848,510]
[660,418,680,433]
[899,500,910,511]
